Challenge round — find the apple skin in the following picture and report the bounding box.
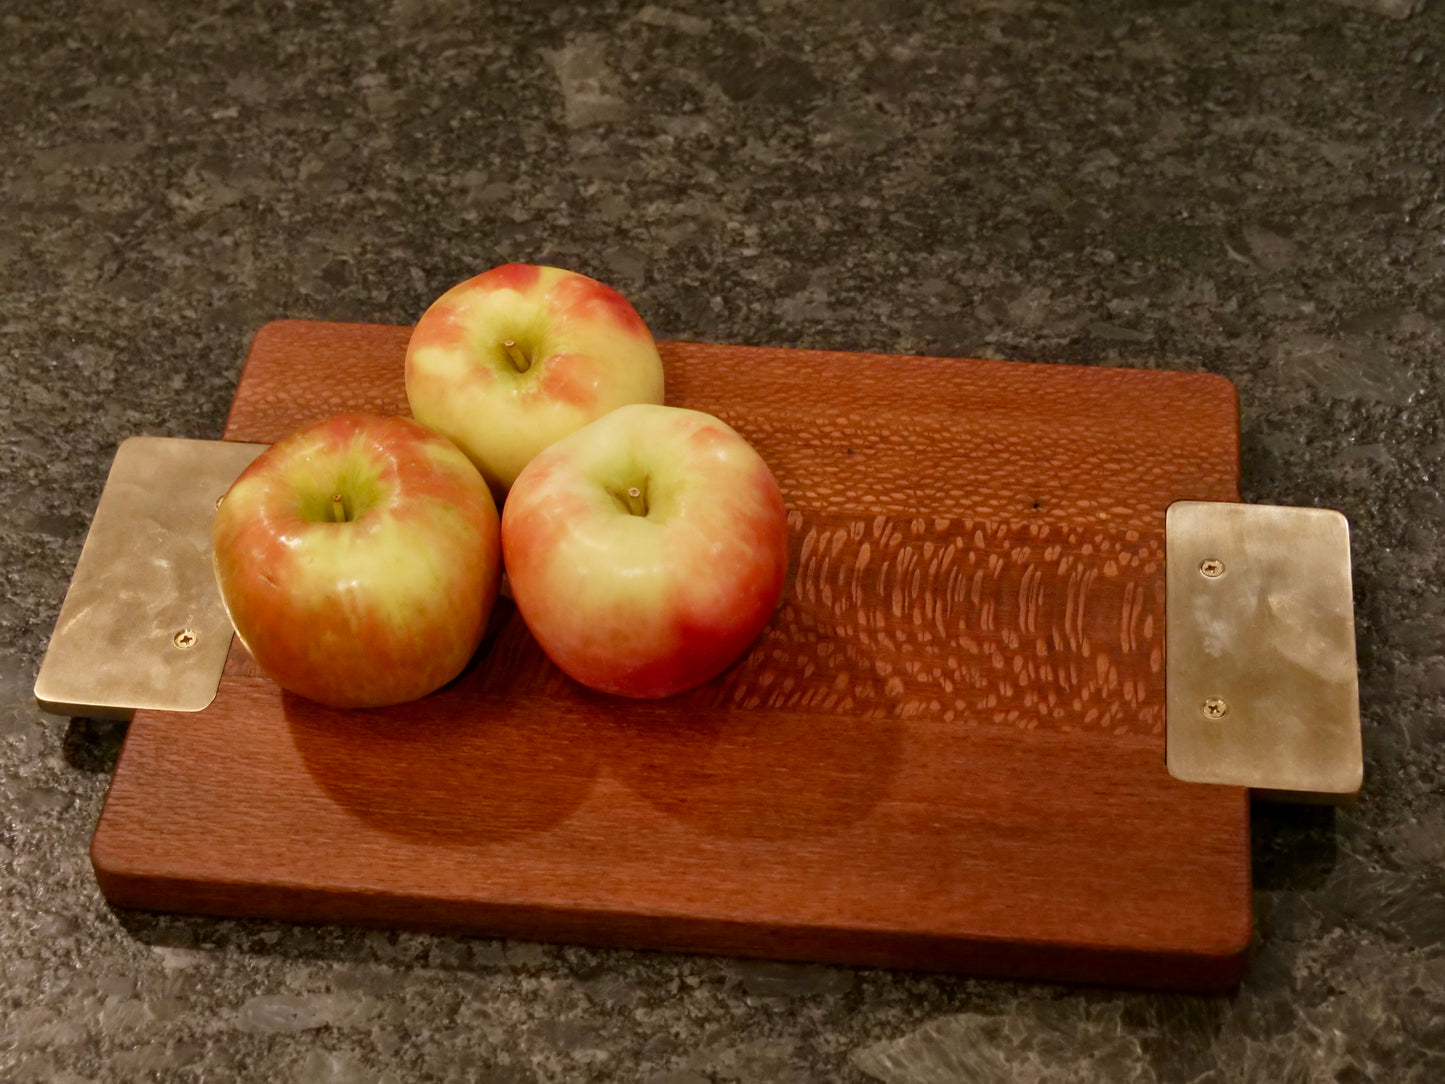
[405,263,666,495]
[212,413,502,709]
[501,403,789,698]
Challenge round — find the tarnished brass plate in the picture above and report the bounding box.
[1166,501,1361,802]
[34,437,267,718]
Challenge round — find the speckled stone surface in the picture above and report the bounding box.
[3,1,1443,1081]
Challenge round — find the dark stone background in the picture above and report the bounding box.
[2,1,1441,1081]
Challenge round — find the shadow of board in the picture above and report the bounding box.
[63,715,129,773]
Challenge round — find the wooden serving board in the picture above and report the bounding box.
[92,321,1251,991]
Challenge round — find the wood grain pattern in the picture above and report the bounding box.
[92,320,1252,991]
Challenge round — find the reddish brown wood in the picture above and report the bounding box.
[92,320,1252,991]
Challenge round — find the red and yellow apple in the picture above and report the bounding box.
[212,413,501,709]
[501,404,789,698]
[405,263,665,495]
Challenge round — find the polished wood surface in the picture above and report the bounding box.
[92,320,1251,990]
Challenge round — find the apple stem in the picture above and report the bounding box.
[502,338,531,373]
[330,493,348,523]
[608,483,650,517]
[625,485,648,517]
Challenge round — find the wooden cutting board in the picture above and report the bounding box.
[91,320,1251,991]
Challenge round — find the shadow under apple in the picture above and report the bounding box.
[284,607,604,847]
[587,697,906,843]
[285,596,904,850]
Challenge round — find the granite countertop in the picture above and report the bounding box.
[3,1,1443,1081]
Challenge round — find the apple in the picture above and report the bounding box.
[405,263,666,495]
[212,413,502,709]
[501,403,789,698]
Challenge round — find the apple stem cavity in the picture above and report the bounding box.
[501,338,531,373]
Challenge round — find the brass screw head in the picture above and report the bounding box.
[1201,696,1228,719]
[1199,558,1226,578]
[173,628,199,650]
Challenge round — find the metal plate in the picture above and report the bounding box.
[34,437,267,718]
[1166,501,1361,801]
